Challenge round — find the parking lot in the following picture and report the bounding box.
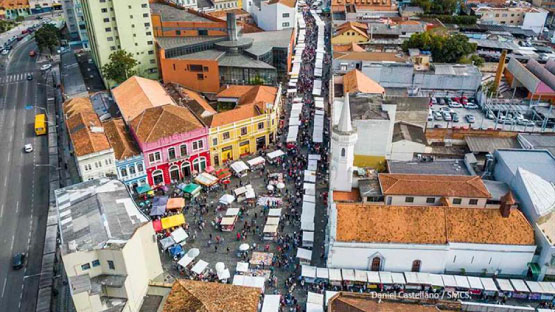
[427,102,555,133]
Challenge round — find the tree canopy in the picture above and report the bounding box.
[34,24,60,53]
[101,50,138,85]
[402,32,479,64]
[411,0,459,15]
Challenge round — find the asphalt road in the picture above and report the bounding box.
[0,37,50,312]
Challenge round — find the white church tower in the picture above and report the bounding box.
[330,92,357,192]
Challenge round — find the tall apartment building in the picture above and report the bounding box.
[62,0,90,48]
[80,0,159,86]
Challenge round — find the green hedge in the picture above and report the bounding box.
[423,15,477,25]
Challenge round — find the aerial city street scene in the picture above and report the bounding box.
[0,0,555,311]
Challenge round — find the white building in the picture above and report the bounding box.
[330,93,357,192]
[170,0,197,9]
[247,0,296,31]
[212,0,238,10]
[390,121,427,161]
[64,97,117,181]
[55,179,163,312]
[493,149,555,280]
[327,203,536,276]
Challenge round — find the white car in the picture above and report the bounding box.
[1,49,9,55]
[40,64,52,71]
[24,144,33,153]
[465,102,479,109]
[449,102,463,108]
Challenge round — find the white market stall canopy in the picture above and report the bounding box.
[301,221,315,231]
[170,228,188,244]
[328,269,342,282]
[191,260,208,275]
[510,279,530,292]
[391,273,406,285]
[236,261,249,273]
[268,208,282,217]
[296,247,312,260]
[316,267,329,279]
[233,275,266,292]
[366,271,380,284]
[379,272,393,284]
[480,277,498,292]
[302,265,317,279]
[219,194,236,205]
[441,275,457,288]
[267,150,285,159]
[261,295,281,312]
[230,161,249,174]
[467,276,484,290]
[225,208,240,216]
[303,231,314,243]
[247,156,265,168]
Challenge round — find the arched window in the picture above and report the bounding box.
[371,257,381,271]
[193,157,207,173]
[169,165,180,182]
[181,162,191,177]
[152,170,164,185]
[411,260,422,272]
[341,148,345,157]
[168,147,176,160]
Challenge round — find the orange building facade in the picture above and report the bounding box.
[158,49,222,93]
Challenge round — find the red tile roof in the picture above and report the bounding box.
[102,118,141,160]
[379,174,492,198]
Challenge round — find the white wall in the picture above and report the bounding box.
[386,195,488,208]
[77,150,117,182]
[390,140,425,161]
[327,241,535,276]
[523,11,547,34]
[253,2,295,31]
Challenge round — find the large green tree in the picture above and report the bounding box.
[101,50,138,85]
[402,31,478,64]
[34,24,60,53]
[411,0,459,15]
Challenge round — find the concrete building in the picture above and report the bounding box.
[331,0,395,15]
[390,121,427,161]
[55,178,163,312]
[492,149,555,280]
[362,62,482,95]
[63,97,117,181]
[0,0,31,19]
[80,0,159,86]
[331,21,369,45]
[211,0,238,9]
[327,202,536,276]
[61,0,90,48]
[103,118,148,190]
[473,6,548,34]
[248,0,296,31]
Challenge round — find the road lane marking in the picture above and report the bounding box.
[0,203,3,218]
[1,278,6,298]
[15,201,19,214]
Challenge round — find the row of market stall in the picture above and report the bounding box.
[300,266,555,301]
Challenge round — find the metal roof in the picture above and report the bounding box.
[465,136,520,153]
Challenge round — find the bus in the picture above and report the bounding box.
[34,114,46,136]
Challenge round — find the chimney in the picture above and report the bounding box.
[226,13,238,41]
[500,191,516,218]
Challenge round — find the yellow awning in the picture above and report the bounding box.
[161,214,185,230]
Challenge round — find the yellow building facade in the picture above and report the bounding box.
[331,22,369,45]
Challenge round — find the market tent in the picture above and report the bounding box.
[233,275,265,292]
[159,237,175,250]
[308,159,318,171]
[230,160,249,175]
[301,221,315,231]
[510,279,530,292]
[467,276,484,290]
[296,248,312,261]
[152,220,163,232]
[302,265,317,279]
[302,231,314,243]
[170,227,188,244]
[428,274,444,287]
[267,150,285,160]
[225,208,240,216]
[325,291,339,306]
[480,278,497,292]
[303,194,315,203]
[391,273,406,285]
[266,217,280,225]
[525,281,543,293]
[328,269,342,282]
[166,197,185,210]
[191,260,209,275]
[195,172,218,186]
[354,270,367,283]
[169,244,183,257]
[236,262,249,273]
[307,292,324,312]
[217,268,231,280]
[247,156,265,168]
[316,267,329,280]
[219,194,236,205]
[161,214,185,229]
[441,275,457,288]
[184,183,201,195]
[539,282,555,294]
[366,271,380,284]
[341,269,355,281]
[261,295,281,312]
[216,168,232,180]
[149,196,168,216]
[136,184,152,195]
[379,272,393,284]
[496,279,514,292]
[268,208,282,217]
[454,276,470,289]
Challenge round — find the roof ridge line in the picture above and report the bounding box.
[146,107,166,143]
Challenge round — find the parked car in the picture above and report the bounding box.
[24,144,33,153]
[465,102,479,109]
[486,110,496,120]
[465,114,475,123]
[439,98,446,105]
[497,117,514,125]
[443,111,452,121]
[536,120,555,128]
[451,112,459,122]
[12,253,26,270]
[433,111,443,120]
[517,118,535,126]
[449,101,463,108]
[431,97,437,105]
[439,107,453,114]
[428,111,433,121]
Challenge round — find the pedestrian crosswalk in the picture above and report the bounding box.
[0,72,34,84]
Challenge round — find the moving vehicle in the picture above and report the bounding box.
[24,144,33,153]
[26,74,33,80]
[29,50,36,57]
[34,114,47,135]
[465,114,475,123]
[12,253,26,270]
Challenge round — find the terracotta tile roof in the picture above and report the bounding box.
[64,98,112,157]
[379,174,492,198]
[267,0,296,8]
[112,76,175,122]
[102,118,140,160]
[333,43,365,52]
[206,8,249,18]
[338,21,369,30]
[130,104,204,144]
[208,85,278,127]
[335,22,369,39]
[329,292,461,312]
[163,279,260,312]
[335,204,535,245]
[333,189,361,202]
[0,0,29,9]
[343,69,385,94]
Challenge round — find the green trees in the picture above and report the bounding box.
[411,0,459,15]
[0,20,16,34]
[101,50,138,85]
[402,32,482,64]
[34,24,60,53]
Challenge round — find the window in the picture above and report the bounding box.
[105,27,111,32]
[107,36,113,41]
[101,8,107,13]
[189,64,203,72]
[213,138,218,146]
[146,31,152,36]
[469,199,478,205]
[371,257,381,271]
[199,29,208,36]
[148,152,161,163]
[148,50,154,55]
[92,260,100,267]
[168,147,176,160]
[197,73,204,80]
[144,23,151,27]
[110,46,116,51]
[192,140,204,151]
[223,132,230,140]
[241,127,247,135]
[411,260,421,272]
[452,198,462,205]
[147,40,153,45]
[341,148,345,157]
[141,3,147,8]
[81,263,91,270]
[282,22,290,27]
[257,122,264,130]
[129,15,133,19]
[405,197,414,203]
[120,168,128,177]
[137,164,144,173]
[129,166,136,175]
[143,13,148,17]
[282,13,290,17]
[108,260,115,270]
[103,18,109,22]
[180,144,187,157]
[426,197,435,204]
